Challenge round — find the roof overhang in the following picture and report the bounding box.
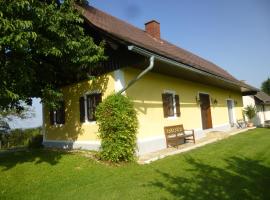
[128,45,258,95]
[254,94,270,105]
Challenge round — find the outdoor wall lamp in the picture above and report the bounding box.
[211,98,218,105]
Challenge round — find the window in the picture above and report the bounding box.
[162,92,180,118]
[50,101,65,125]
[79,93,102,122]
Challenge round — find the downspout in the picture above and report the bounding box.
[118,52,155,94]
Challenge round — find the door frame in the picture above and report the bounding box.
[226,98,236,125]
[198,92,213,130]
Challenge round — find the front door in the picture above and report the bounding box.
[200,93,213,130]
[227,100,235,126]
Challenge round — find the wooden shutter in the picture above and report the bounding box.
[95,93,102,105]
[79,97,85,123]
[60,101,65,124]
[55,101,65,124]
[162,93,169,118]
[49,110,55,125]
[86,95,94,121]
[175,94,181,117]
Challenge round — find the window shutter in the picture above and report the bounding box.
[86,95,93,121]
[49,110,55,125]
[79,97,85,123]
[95,93,102,105]
[175,94,181,117]
[93,93,102,121]
[60,101,65,124]
[162,93,169,118]
[55,101,65,124]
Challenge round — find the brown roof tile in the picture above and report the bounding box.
[255,91,270,104]
[77,5,255,88]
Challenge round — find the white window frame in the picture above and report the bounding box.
[82,90,101,124]
[163,90,178,119]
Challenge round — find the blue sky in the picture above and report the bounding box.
[90,0,270,87]
[13,0,270,129]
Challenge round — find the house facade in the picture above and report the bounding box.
[243,91,270,126]
[43,5,257,155]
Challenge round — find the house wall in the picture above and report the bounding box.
[43,67,244,154]
[43,72,116,150]
[242,96,270,126]
[255,105,270,125]
[265,105,270,121]
[242,96,259,125]
[242,96,255,107]
[123,68,244,154]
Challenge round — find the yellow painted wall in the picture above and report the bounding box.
[44,73,115,141]
[44,68,244,142]
[123,68,244,139]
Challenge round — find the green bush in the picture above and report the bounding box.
[0,127,42,149]
[96,93,138,162]
[28,134,43,149]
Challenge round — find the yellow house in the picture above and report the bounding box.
[43,5,258,155]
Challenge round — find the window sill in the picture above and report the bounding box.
[82,121,97,125]
[167,116,179,120]
[51,124,64,128]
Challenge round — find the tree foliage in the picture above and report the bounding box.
[261,77,270,95]
[0,102,34,120]
[96,94,138,163]
[0,0,105,111]
[0,104,34,134]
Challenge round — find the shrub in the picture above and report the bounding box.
[243,105,256,122]
[96,93,138,162]
[28,134,43,149]
[0,127,42,149]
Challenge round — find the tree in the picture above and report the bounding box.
[261,77,270,95]
[0,104,34,132]
[0,0,105,111]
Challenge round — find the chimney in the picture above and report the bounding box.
[145,20,160,39]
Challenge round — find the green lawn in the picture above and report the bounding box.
[1,128,270,200]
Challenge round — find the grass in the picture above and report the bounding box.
[0,128,270,200]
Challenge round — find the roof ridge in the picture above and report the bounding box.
[83,5,151,37]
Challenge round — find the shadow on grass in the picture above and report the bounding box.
[0,149,67,171]
[150,156,270,200]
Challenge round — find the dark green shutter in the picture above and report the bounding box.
[86,95,92,121]
[162,93,169,118]
[95,93,102,105]
[175,94,181,117]
[79,97,85,123]
[55,101,65,124]
[60,101,65,124]
[49,110,54,125]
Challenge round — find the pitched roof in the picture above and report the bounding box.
[255,91,270,104]
[77,5,256,90]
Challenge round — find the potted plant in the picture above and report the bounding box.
[243,105,256,127]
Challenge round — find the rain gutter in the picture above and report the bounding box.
[118,53,155,94]
[127,45,251,91]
